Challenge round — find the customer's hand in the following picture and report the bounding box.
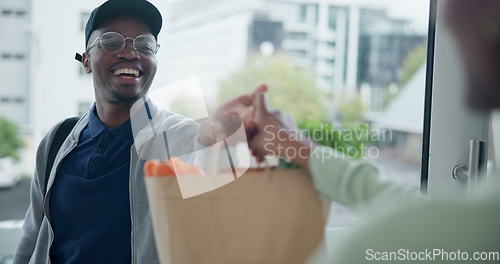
[198,85,267,146]
[248,88,315,167]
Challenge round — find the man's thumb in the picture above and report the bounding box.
[254,92,269,120]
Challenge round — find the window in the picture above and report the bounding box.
[1,9,13,16]
[299,4,307,23]
[0,97,25,104]
[286,31,308,40]
[1,53,11,59]
[1,53,26,61]
[15,10,27,17]
[1,9,25,17]
[322,76,333,83]
[124,0,431,253]
[289,49,307,56]
[328,6,341,30]
[0,0,451,262]
[313,4,319,24]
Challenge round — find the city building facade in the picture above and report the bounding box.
[163,0,426,102]
[0,0,32,133]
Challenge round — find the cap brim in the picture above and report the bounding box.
[93,0,162,39]
[77,0,162,62]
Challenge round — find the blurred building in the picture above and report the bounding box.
[0,0,31,133]
[358,24,425,89]
[162,0,426,101]
[372,64,426,163]
[357,9,426,110]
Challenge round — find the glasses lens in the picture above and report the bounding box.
[100,32,125,53]
[134,36,158,55]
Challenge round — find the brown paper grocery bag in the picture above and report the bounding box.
[145,168,329,264]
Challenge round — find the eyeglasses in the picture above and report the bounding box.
[87,31,160,56]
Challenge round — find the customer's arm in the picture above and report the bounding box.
[308,146,420,207]
[248,90,421,208]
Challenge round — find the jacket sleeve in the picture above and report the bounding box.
[13,128,55,264]
[309,146,421,208]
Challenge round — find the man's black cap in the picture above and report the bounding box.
[75,0,162,62]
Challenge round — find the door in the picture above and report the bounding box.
[425,0,490,197]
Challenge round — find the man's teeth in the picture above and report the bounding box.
[113,68,140,77]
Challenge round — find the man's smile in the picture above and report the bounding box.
[110,63,145,84]
[113,68,141,78]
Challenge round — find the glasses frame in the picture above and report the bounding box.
[86,31,160,56]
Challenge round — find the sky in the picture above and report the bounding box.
[166,0,431,33]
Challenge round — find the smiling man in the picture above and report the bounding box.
[13,0,257,263]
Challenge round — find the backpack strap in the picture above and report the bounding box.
[43,117,79,196]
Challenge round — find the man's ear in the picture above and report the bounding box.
[82,52,92,73]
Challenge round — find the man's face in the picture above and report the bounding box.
[83,17,158,105]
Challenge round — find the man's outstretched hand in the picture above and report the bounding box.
[197,85,268,146]
[247,88,315,166]
[197,83,314,167]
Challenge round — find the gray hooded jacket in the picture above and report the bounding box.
[13,102,201,264]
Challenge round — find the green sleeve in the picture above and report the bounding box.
[308,146,420,207]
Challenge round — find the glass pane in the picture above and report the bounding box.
[0,0,431,261]
[161,0,430,251]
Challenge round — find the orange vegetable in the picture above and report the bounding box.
[154,161,176,176]
[144,158,205,177]
[144,159,160,176]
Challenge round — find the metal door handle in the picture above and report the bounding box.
[452,140,487,191]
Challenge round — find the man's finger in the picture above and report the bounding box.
[250,84,268,100]
[215,94,253,119]
[221,94,252,110]
[244,119,257,137]
[219,114,243,135]
[253,92,270,121]
[197,114,243,146]
[235,94,253,106]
